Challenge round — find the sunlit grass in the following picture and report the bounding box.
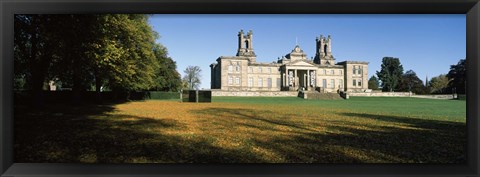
[15,97,466,163]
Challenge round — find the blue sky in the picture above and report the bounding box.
[149,14,465,90]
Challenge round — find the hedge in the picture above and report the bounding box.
[148,91,180,100]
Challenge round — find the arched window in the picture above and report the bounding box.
[324,44,328,54]
[245,40,249,48]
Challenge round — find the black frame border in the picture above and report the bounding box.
[1,0,479,177]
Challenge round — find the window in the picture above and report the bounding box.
[322,70,326,75]
[259,67,263,73]
[340,70,343,75]
[235,66,240,73]
[228,65,233,73]
[330,79,335,88]
[228,76,233,85]
[277,78,281,88]
[248,77,253,87]
[331,70,335,75]
[235,77,240,85]
[258,78,263,87]
[322,79,327,88]
[353,66,356,74]
[268,68,272,73]
[353,79,356,86]
[358,80,362,87]
[248,67,253,73]
[358,66,362,75]
[339,79,343,88]
[267,78,272,88]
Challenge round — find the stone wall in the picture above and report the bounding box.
[211,90,298,97]
[348,92,456,99]
[348,92,413,97]
[300,91,344,100]
[411,94,456,99]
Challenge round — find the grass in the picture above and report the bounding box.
[14,96,466,163]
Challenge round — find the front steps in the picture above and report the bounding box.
[298,91,344,100]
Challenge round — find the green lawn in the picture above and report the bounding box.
[14,96,466,163]
[214,96,466,122]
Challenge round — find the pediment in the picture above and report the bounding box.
[287,60,316,67]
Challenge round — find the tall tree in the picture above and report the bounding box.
[376,57,404,92]
[14,14,176,103]
[151,43,182,91]
[447,59,466,94]
[14,15,78,103]
[368,75,379,90]
[183,66,202,90]
[87,14,159,92]
[429,74,450,94]
[399,70,426,93]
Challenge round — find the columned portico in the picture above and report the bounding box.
[282,66,317,91]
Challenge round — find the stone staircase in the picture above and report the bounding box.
[298,91,344,100]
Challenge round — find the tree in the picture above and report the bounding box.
[447,59,466,94]
[14,15,83,103]
[376,57,404,92]
[399,70,426,94]
[183,66,202,90]
[429,74,450,94]
[14,14,178,103]
[151,44,182,91]
[368,76,379,90]
[88,14,159,92]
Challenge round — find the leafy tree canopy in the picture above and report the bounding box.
[376,57,404,92]
[368,75,379,90]
[14,14,182,101]
[398,70,426,94]
[447,59,466,94]
[429,74,450,94]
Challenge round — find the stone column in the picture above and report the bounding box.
[285,67,288,88]
[304,74,307,89]
[307,70,310,90]
[294,69,298,88]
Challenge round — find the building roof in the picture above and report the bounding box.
[337,61,369,65]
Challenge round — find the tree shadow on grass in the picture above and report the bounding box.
[329,112,467,163]
[193,108,316,132]
[190,108,466,163]
[14,103,265,163]
[15,103,466,163]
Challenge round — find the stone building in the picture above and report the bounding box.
[210,30,369,93]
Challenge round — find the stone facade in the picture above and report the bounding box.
[210,30,369,93]
[211,90,298,97]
